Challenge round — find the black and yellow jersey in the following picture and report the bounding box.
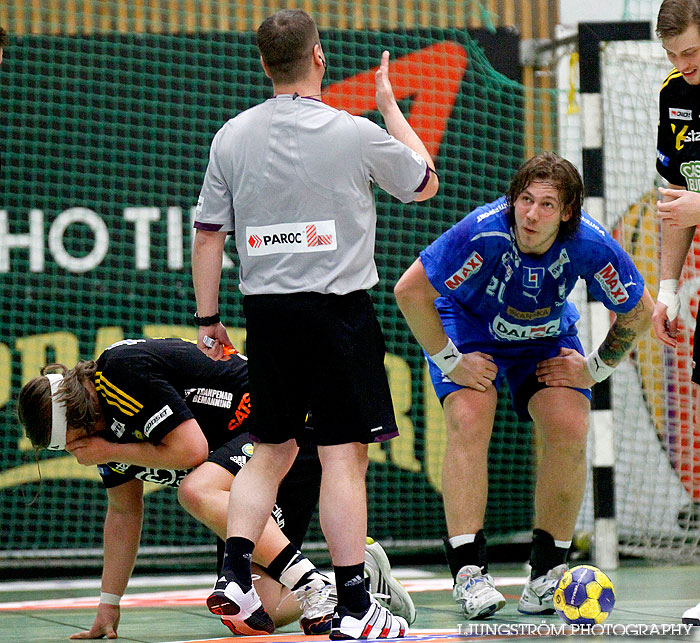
[657,68,700,190]
[94,337,250,487]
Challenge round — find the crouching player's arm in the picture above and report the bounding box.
[67,420,209,470]
[536,287,655,388]
[394,259,497,392]
[70,479,144,640]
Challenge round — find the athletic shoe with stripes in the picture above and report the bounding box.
[296,575,337,634]
[452,565,505,619]
[206,575,275,635]
[329,600,408,640]
[364,537,416,624]
[517,564,568,615]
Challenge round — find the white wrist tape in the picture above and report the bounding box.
[585,348,616,383]
[430,338,463,375]
[99,592,121,606]
[657,279,680,321]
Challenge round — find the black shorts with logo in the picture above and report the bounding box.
[209,433,322,548]
[242,290,399,446]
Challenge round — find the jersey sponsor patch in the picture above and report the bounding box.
[681,161,700,191]
[548,249,570,278]
[491,314,561,340]
[670,107,692,120]
[246,220,337,255]
[143,405,173,437]
[657,149,670,167]
[594,262,629,305]
[190,388,234,408]
[523,266,544,289]
[444,251,483,290]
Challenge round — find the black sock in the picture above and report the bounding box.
[221,536,255,591]
[334,563,370,613]
[530,529,569,579]
[443,530,487,578]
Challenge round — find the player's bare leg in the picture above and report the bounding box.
[441,387,504,619]
[519,387,589,615]
[207,441,299,635]
[441,387,498,536]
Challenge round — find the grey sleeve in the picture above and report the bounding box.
[194,127,235,232]
[356,116,429,204]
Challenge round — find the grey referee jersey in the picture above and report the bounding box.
[194,94,429,295]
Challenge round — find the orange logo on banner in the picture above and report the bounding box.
[324,42,468,158]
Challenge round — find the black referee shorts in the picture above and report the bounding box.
[242,290,399,446]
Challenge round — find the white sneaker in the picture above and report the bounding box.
[517,564,568,615]
[365,537,416,624]
[207,575,275,635]
[682,602,700,626]
[452,565,505,619]
[329,599,408,640]
[295,574,337,634]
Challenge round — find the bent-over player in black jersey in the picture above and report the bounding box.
[17,338,335,638]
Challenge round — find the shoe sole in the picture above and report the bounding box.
[301,613,333,635]
[207,590,275,635]
[462,597,506,620]
[366,543,416,625]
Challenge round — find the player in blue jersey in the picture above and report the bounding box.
[395,152,654,619]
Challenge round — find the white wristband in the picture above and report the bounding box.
[657,278,680,321]
[99,592,121,606]
[585,348,616,383]
[430,338,463,375]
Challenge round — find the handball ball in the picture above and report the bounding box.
[553,565,615,625]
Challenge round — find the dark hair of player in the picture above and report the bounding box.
[506,152,584,240]
[0,26,8,48]
[17,361,100,449]
[656,0,700,39]
[256,9,321,85]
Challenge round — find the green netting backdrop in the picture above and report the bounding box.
[0,12,557,564]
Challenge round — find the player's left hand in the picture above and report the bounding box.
[535,347,595,388]
[375,50,397,115]
[657,187,700,228]
[66,435,113,466]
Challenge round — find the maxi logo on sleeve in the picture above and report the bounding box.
[246,220,337,256]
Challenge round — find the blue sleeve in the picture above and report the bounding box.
[582,234,645,313]
[420,216,486,297]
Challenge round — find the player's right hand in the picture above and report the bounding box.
[70,604,120,639]
[447,351,497,391]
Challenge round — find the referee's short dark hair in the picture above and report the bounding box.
[257,10,320,85]
[506,152,584,240]
[0,26,8,48]
[657,0,700,39]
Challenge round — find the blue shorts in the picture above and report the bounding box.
[427,321,591,421]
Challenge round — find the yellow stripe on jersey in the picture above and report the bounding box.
[95,371,144,416]
[661,69,682,90]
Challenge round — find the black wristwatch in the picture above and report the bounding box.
[193,312,221,326]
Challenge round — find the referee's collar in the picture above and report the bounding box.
[273,93,323,102]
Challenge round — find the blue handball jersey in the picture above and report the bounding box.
[420,197,645,344]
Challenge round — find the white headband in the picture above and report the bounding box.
[45,373,67,450]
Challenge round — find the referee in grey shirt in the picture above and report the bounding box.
[192,9,438,640]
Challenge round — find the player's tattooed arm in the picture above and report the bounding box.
[597,287,654,367]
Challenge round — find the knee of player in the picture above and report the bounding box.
[545,416,589,451]
[177,474,207,512]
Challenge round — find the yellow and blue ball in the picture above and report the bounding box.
[553,565,615,625]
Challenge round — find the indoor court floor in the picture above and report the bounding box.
[0,563,698,642]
